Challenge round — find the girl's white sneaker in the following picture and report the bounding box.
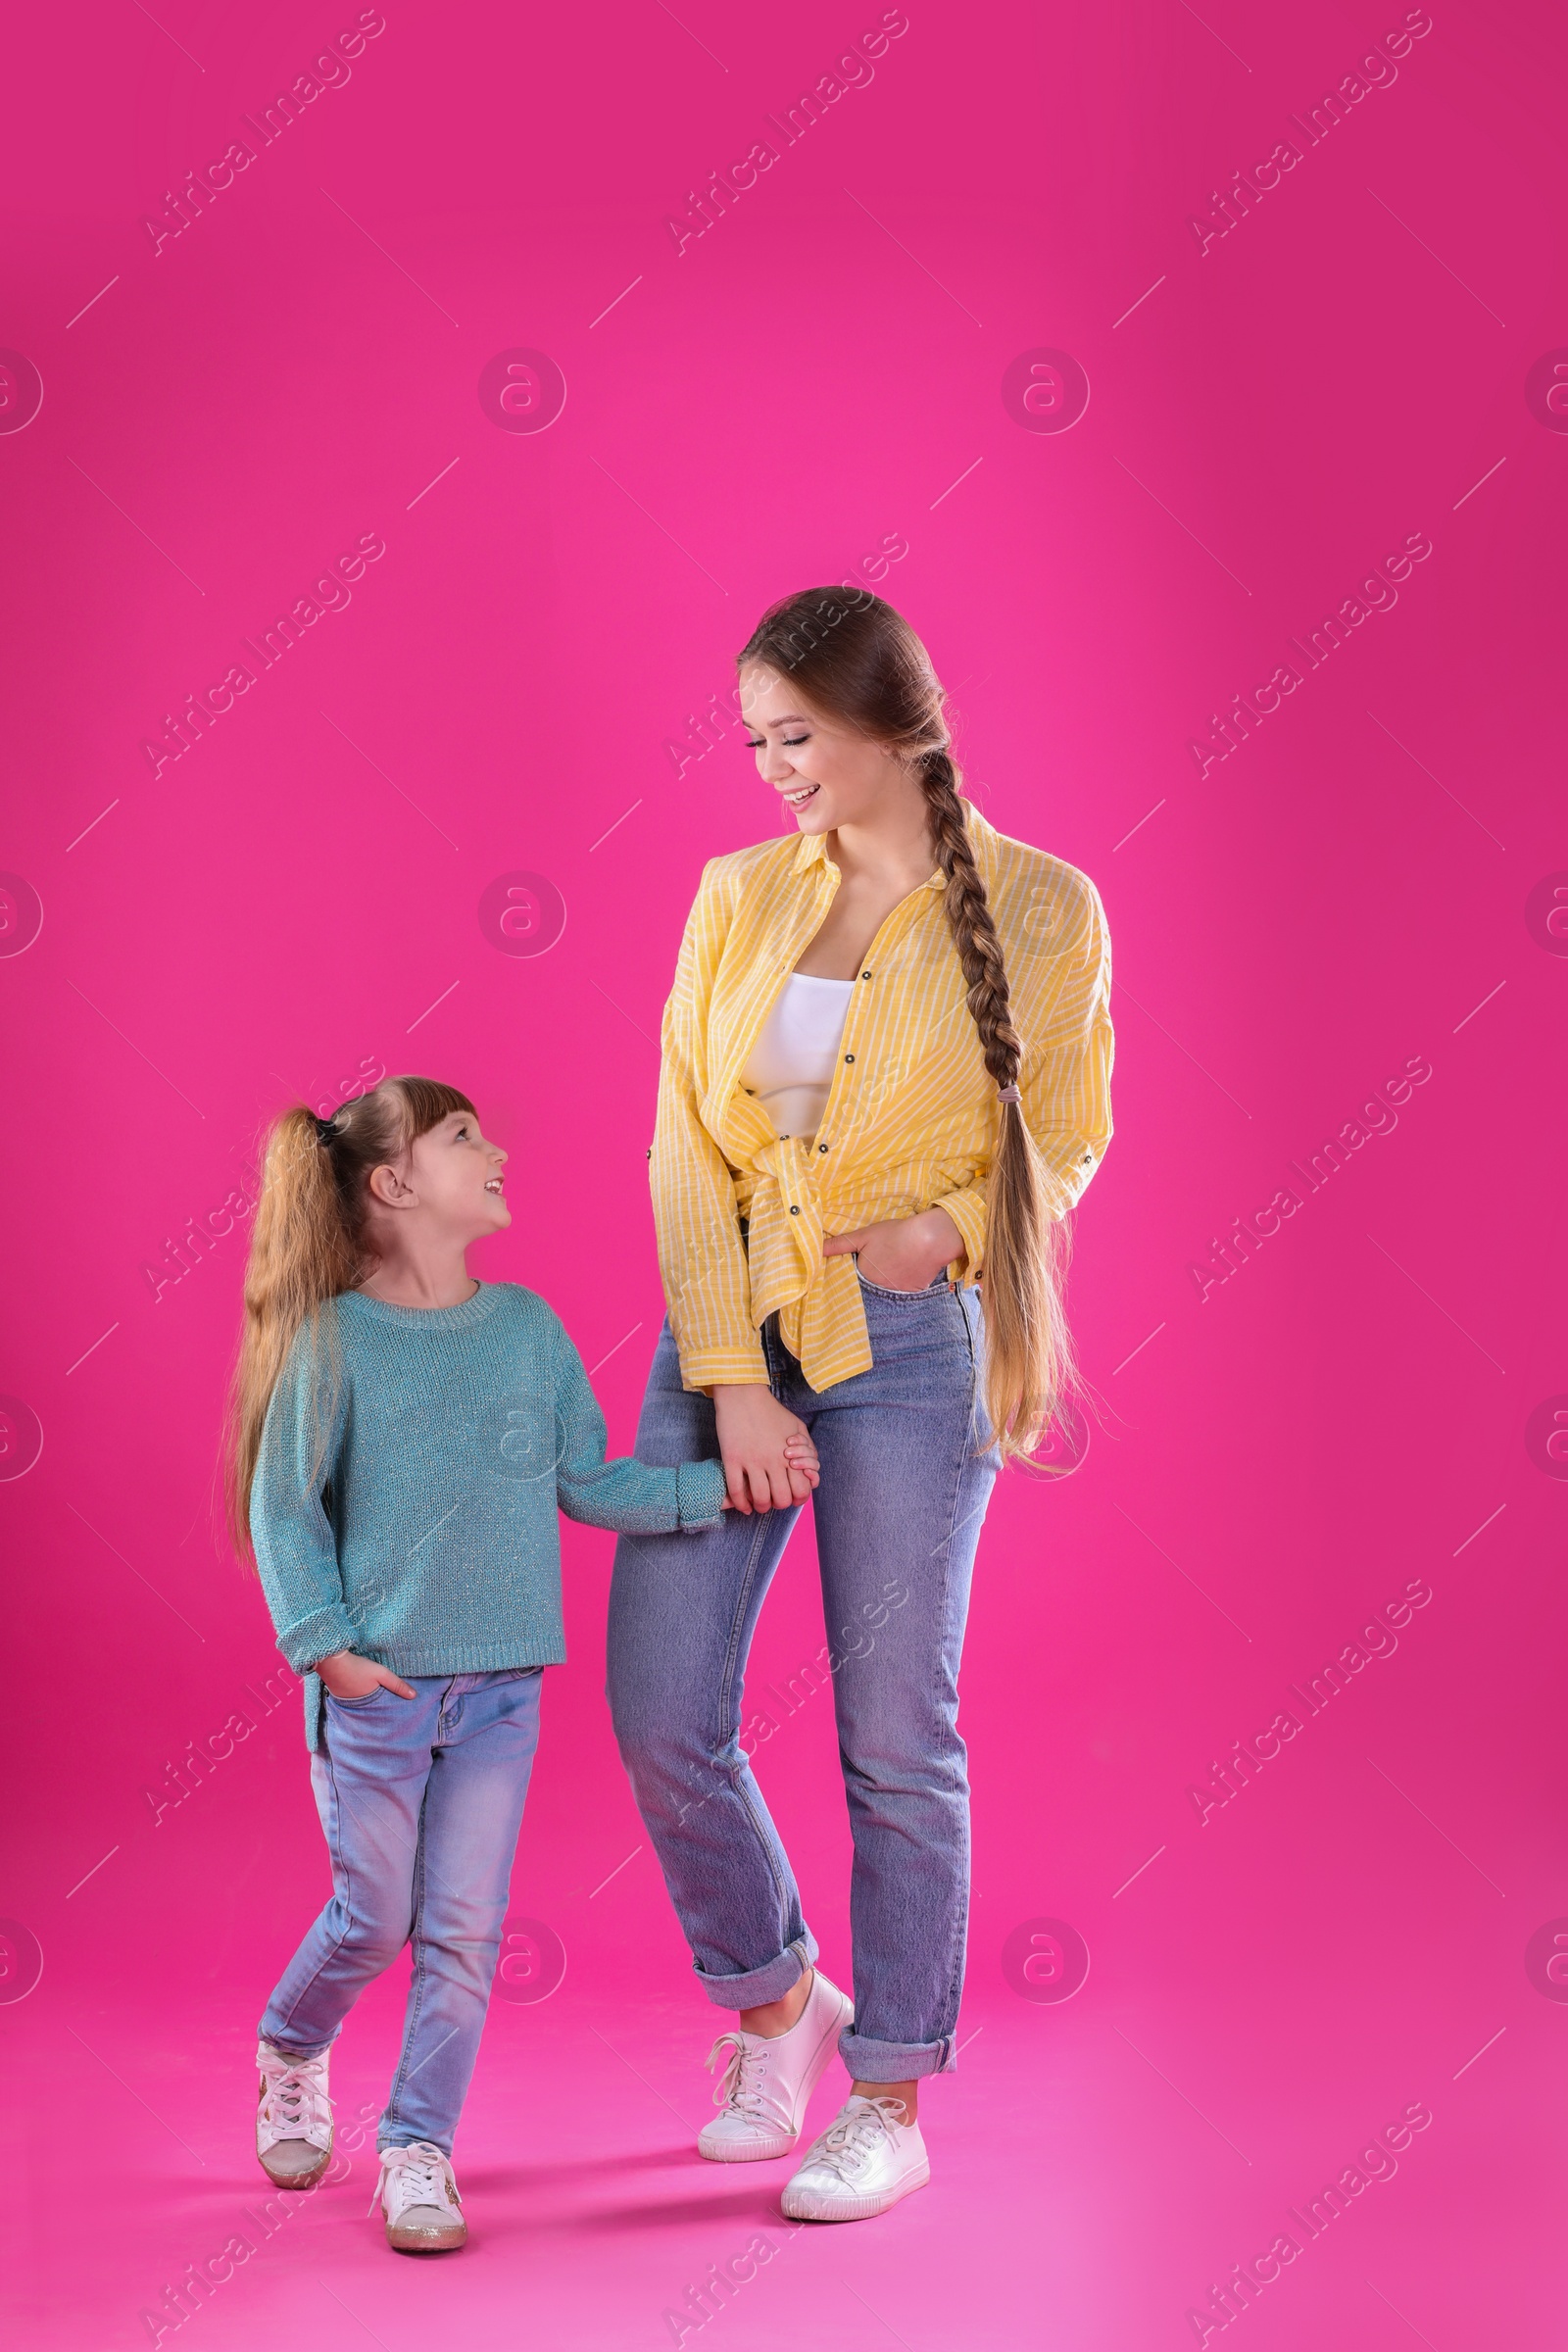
[781,2094,931,2221]
[255,2041,333,2188]
[370,2140,467,2254]
[698,1971,854,2162]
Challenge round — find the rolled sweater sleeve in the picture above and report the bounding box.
[551,1317,725,1533]
[250,1321,358,1673]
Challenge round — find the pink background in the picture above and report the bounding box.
[3,2,1565,2344]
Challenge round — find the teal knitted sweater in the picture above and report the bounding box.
[250,1280,725,1748]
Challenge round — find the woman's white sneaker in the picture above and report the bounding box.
[369,2141,467,2254]
[698,1971,854,2162]
[781,2094,931,2221]
[255,2041,333,2189]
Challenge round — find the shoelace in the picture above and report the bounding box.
[706,2033,773,2122]
[370,2140,462,2220]
[808,2098,906,2180]
[257,2051,330,2145]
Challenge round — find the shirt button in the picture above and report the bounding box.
[817,1143,828,1152]
[790,1204,800,1214]
[844,1053,855,1063]
[861,969,873,979]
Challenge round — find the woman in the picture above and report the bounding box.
[608,588,1114,2222]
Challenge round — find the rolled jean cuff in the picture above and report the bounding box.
[257,2026,336,2062]
[693,1930,818,2011]
[839,2028,957,2081]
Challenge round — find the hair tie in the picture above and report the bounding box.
[313,1112,339,1146]
[998,1084,1021,1103]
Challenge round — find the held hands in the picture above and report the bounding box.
[822,1205,965,1294]
[315,1650,416,1701]
[712,1386,821,1515]
[709,1210,963,1515]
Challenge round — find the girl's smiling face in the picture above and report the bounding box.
[368,1109,510,1244]
[739,662,906,835]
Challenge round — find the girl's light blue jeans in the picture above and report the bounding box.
[608,1268,999,2082]
[258,1667,542,2154]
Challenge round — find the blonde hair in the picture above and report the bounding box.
[222,1075,475,1557]
[737,588,1079,1466]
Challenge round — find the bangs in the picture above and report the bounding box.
[387,1076,478,1146]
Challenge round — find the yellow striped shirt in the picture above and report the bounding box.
[651,805,1114,1394]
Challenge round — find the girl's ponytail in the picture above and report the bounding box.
[223,1106,359,1559]
[222,1076,475,1558]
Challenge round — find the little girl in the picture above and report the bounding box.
[224,1074,817,2254]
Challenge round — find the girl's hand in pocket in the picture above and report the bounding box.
[316,1650,416,1701]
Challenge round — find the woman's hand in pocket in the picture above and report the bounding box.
[315,1650,416,1701]
[824,1206,964,1293]
[712,1385,819,1513]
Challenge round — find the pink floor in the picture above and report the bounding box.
[16,1958,1562,2351]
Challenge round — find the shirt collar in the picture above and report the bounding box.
[790,827,946,889]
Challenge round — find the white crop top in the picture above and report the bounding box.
[741,972,854,1141]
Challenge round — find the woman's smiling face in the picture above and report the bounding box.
[739,662,905,835]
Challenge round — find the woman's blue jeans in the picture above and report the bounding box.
[608,1269,999,2082]
[257,1668,542,2154]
